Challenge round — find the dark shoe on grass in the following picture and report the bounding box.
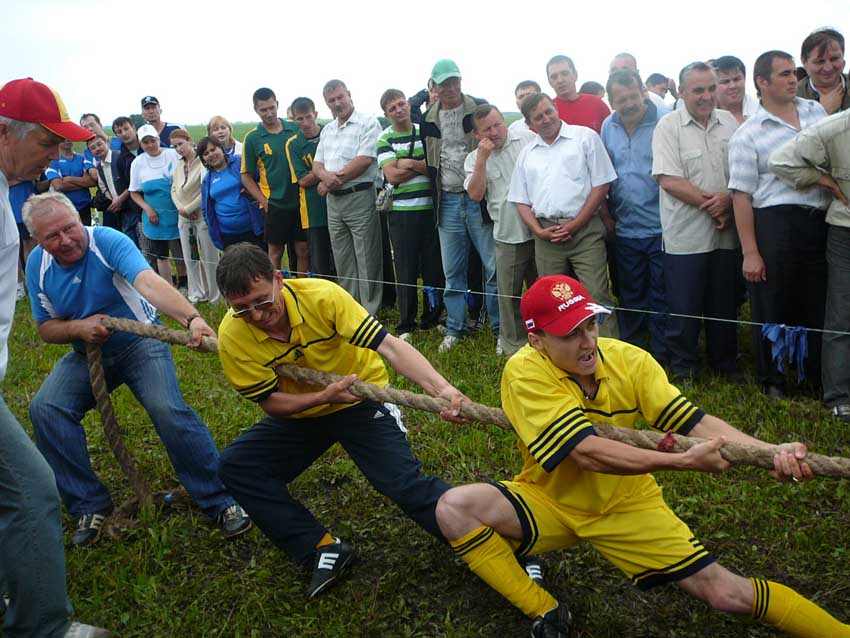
[531,603,574,638]
[72,508,112,547]
[306,537,354,600]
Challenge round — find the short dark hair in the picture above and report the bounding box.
[712,56,746,76]
[753,50,794,97]
[195,136,224,169]
[472,104,502,127]
[379,89,406,113]
[546,55,575,77]
[521,93,554,122]
[514,80,541,95]
[645,73,668,86]
[801,27,845,62]
[678,61,713,90]
[216,243,275,298]
[579,81,605,98]
[80,113,101,125]
[605,71,641,100]
[252,87,276,106]
[111,116,133,132]
[290,97,316,114]
[323,79,347,95]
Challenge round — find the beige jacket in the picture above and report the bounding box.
[170,155,203,218]
[769,109,850,228]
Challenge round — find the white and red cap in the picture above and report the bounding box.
[0,78,92,142]
[521,275,611,336]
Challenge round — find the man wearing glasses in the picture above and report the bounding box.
[23,192,251,548]
[214,242,467,599]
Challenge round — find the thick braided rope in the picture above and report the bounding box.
[85,343,154,504]
[98,317,850,479]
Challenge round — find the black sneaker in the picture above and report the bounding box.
[531,603,574,638]
[831,404,850,424]
[306,537,354,599]
[217,504,253,539]
[520,556,545,586]
[71,509,112,547]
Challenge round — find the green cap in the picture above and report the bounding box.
[431,59,461,84]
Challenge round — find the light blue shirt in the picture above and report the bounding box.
[27,226,157,354]
[601,101,669,239]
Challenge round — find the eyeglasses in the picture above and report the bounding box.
[231,287,276,318]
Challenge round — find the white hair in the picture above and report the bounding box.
[22,191,80,237]
[0,115,42,139]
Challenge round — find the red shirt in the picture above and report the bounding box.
[553,94,610,134]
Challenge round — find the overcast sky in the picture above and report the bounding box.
[2,0,847,127]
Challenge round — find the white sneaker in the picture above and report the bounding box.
[64,622,113,637]
[16,282,25,300]
[439,335,460,353]
[495,342,504,356]
[398,332,412,343]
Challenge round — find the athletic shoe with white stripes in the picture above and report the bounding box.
[306,537,354,599]
[521,555,545,586]
[71,509,112,547]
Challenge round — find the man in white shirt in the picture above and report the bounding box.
[509,81,541,134]
[465,105,536,356]
[313,80,384,316]
[712,56,761,124]
[729,50,829,400]
[508,93,619,337]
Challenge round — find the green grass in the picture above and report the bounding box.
[4,299,850,637]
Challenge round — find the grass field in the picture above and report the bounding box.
[4,296,850,637]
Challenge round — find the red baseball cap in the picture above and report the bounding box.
[521,275,611,336]
[0,78,92,142]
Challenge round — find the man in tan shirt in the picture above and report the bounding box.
[651,61,740,383]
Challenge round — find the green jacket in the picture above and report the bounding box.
[420,93,489,223]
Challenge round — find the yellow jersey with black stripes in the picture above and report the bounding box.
[217,277,389,418]
[501,338,705,515]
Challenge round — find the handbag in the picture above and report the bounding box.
[376,126,417,213]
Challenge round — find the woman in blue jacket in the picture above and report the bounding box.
[198,136,264,250]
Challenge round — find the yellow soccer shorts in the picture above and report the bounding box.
[494,480,715,590]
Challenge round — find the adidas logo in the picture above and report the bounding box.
[317,552,340,570]
[525,564,543,580]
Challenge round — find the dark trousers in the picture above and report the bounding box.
[308,226,335,277]
[387,211,445,333]
[823,224,850,406]
[380,211,397,308]
[615,235,667,362]
[750,205,827,387]
[664,249,738,377]
[218,401,450,565]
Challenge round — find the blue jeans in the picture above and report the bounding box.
[438,192,499,337]
[29,337,234,519]
[0,396,73,638]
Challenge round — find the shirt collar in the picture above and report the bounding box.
[678,105,720,129]
[532,121,573,148]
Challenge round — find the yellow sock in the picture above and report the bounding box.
[316,532,335,549]
[752,578,850,638]
[451,525,556,619]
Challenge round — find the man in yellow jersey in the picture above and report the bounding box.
[435,274,849,638]
[215,243,466,599]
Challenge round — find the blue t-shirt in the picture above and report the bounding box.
[9,181,36,224]
[46,153,92,210]
[128,148,180,240]
[208,166,252,234]
[26,226,157,354]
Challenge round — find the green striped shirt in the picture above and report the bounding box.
[376,124,433,212]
